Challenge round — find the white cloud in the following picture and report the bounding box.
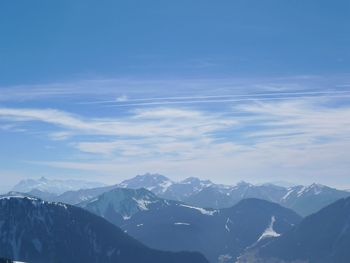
[0,106,238,159]
[237,99,350,142]
[2,75,350,187]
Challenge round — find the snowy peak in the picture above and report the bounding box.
[282,183,335,200]
[279,183,350,216]
[12,177,106,195]
[180,177,213,186]
[159,177,214,201]
[118,173,173,195]
[236,181,253,187]
[118,174,214,201]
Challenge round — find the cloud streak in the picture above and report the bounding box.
[0,106,238,158]
[1,75,350,187]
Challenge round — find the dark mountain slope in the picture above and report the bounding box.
[124,198,301,263]
[79,188,177,225]
[238,196,350,263]
[78,188,301,263]
[0,194,208,263]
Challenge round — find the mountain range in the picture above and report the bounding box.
[79,187,301,263]
[12,177,106,195]
[118,173,213,201]
[116,174,350,216]
[0,192,208,263]
[186,181,350,216]
[4,174,350,262]
[17,174,350,217]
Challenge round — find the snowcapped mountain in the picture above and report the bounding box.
[279,183,350,216]
[78,188,301,263]
[24,174,213,205]
[162,177,213,201]
[0,194,208,263]
[237,196,350,263]
[185,181,288,209]
[118,174,214,201]
[185,182,350,216]
[79,188,176,224]
[118,173,173,195]
[18,174,350,217]
[12,177,106,195]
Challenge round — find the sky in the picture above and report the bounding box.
[0,0,350,192]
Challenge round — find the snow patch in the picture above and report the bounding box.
[132,197,154,211]
[122,215,131,220]
[225,218,232,232]
[159,180,173,193]
[218,254,232,263]
[297,186,307,197]
[258,216,281,241]
[178,204,217,216]
[174,222,190,226]
[282,188,294,200]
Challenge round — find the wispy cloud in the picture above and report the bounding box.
[1,74,349,103]
[80,90,350,106]
[0,106,237,159]
[238,99,350,142]
[1,75,350,187]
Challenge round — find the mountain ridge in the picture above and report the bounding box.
[0,194,209,263]
[237,196,350,263]
[78,187,301,263]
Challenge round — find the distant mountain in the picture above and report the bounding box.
[53,184,117,205]
[237,196,350,263]
[161,177,213,201]
[79,188,177,225]
[118,174,213,201]
[26,173,211,205]
[118,173,173,196]
[0,193,208,263]
[185,182,287,209]
[266,181,298,188]
[79,188,301,263]
[185,182,350,216]
[20,174,350,217]
[26,189,58,201]
[12,177,106,195]
[279,183,350,216]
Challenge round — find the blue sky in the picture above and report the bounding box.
[0,1,349,192]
